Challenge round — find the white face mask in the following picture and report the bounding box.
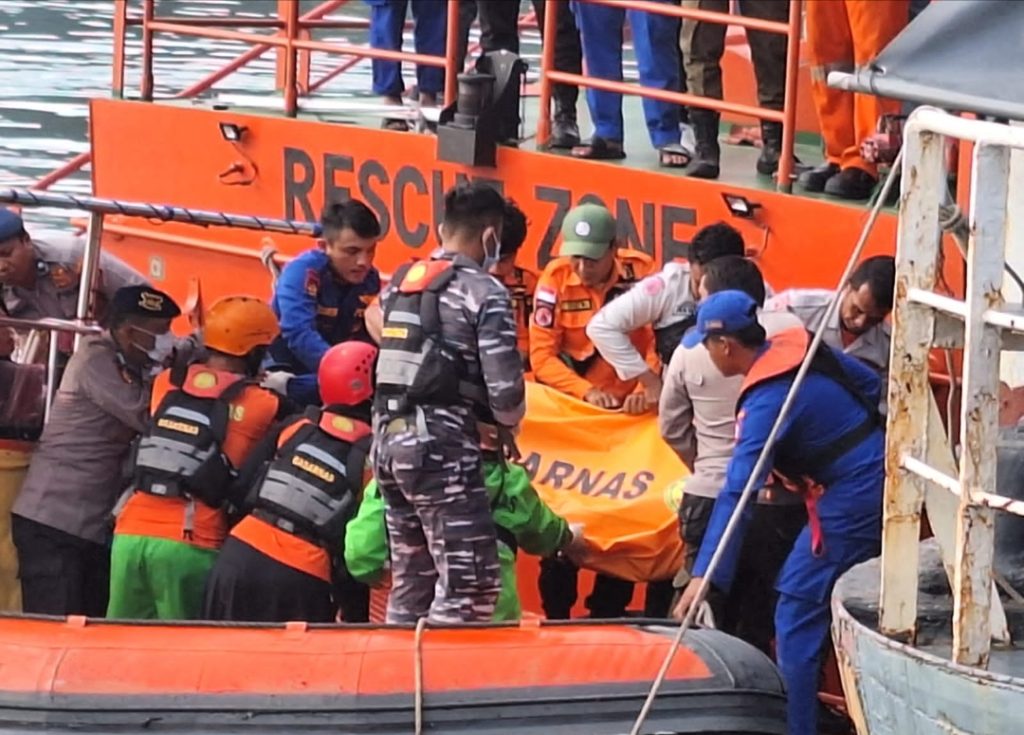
[481,229,502,273]
[134,329,175,368]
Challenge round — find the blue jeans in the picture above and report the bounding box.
[571,0,681,148]
[367,0,447,97]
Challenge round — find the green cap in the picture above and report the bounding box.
[559,203,616,260]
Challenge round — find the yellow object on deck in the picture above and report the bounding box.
[0,442,31,613]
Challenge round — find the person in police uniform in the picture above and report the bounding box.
[373,183,525,624]
[264,200,381,406]
[659,256,805,654]
[764,255,894,393]
[0,208,147,326]
[11,285,180,617]
[587,221,747,407]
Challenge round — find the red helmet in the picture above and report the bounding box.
[318,341,377,406]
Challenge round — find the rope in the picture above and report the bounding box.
[627,150,905,735]
[413,617,427,735]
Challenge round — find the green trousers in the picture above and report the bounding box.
[107,534,218,620]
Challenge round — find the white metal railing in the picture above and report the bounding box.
[881,107,1024,669]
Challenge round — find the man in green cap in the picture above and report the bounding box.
[528,202,659,621]
[529,202,658,412]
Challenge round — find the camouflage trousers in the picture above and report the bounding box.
[375,423,501,624]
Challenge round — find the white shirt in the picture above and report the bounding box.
[587,261,698,381]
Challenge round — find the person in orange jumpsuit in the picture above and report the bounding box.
[530,202,658,620]
[488,198,537,369]
[529,203,658,413]
[799,0,910,201]
[107,296,290,620]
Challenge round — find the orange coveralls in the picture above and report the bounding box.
[529,250,658,402]
[806,0,910,176]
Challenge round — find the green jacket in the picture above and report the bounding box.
[344,460,571,621]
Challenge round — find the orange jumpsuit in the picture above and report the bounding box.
[529,250,658,402]
[806,0,910,176]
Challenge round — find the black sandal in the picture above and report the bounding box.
[571,137,626,160]
[659,143,693,168]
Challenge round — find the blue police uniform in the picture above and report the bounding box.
[366,0,447,98]
[268,249,380,406]
[571,0,682,148]
[684,291,883,735]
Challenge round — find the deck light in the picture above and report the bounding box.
[722,193,762,219]
[219,122,247,142]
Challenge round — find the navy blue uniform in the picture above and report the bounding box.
[268,249,380,406]
[692,328,883,735]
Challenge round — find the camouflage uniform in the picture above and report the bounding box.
[374,252,526,624]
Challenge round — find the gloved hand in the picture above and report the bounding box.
[260,371,294,396]
[560,522,592,566]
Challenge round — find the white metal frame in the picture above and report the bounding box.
[881,107,1024,668]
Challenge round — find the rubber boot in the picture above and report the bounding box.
[688,111,721,180]
[757,121,782,176]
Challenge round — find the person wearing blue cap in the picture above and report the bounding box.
[672,289,884,735]
[11,285,180,617]
[262,200,381,407]
[0,208,146,326]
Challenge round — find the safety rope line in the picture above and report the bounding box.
[627,150,905,735]
[413,617,427,735]
[0,188,320,237]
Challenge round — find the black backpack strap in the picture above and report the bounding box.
[419,266,457,338]
[345,434,372,487]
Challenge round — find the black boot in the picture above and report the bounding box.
[756,121,782,176]
[797,162,840,193]
[823,166,877,201]
[689,111,721,180]
[548,101,580,150]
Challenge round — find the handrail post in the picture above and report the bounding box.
[73,213,105,352]
[776,0,802,193]
[443,0,461,107]
[281,0,300,117]
[535,0,560,149]
[112,0,128,99]
[140,0,155,101]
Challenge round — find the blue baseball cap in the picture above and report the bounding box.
[0,209,25,242]
[682,289,759,348]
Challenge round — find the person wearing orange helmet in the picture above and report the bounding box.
[106,296,288,621]
[201,341,377,623]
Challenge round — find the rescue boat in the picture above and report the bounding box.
[0,0,986,731]
[0,615,786,734]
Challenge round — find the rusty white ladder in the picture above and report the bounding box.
[880,107,1024,668]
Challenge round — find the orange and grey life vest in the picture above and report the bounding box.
[132,369,252,509]
[251,408,371,545]
[375,259,488,416]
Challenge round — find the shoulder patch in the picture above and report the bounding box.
[643,275,665,296]
[305,269,320,297]
[735,408,746,441]
[535,287,557,305]
[533,303,554,327]
[49,264,78,290]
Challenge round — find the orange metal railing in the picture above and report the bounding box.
[37,0,805,193]
[537,0,804,192]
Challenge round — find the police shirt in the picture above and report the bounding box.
[659,310,804,499]
[764,288,891,374]
[12,332,151,545]
[0,234,148,322]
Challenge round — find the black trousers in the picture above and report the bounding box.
[202,536,336,623]
[12,514,110,617]
[458,0,582,114]
[677,494,806,655]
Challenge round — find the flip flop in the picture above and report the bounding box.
[659,143,693,168]
[571,137,626,160]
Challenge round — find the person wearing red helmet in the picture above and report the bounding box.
[201,341,378,623]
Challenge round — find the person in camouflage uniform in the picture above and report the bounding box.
[373,183,526,624]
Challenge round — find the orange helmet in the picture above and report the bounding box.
[203,296,280,357]
[319,341,377,406]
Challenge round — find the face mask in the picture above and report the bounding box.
[141,331,175,367]
[481,230,502,273]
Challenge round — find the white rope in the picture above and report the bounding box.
[413,617,427,735]
[627,151,905,735]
